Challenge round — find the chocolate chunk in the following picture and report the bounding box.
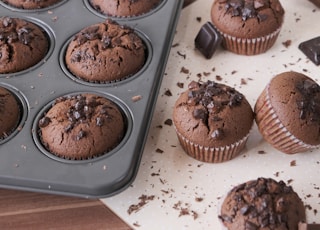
[298,36,320,65]
[194,22,222,59]
[39,116,51,128]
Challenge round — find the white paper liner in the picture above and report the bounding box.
[173,125,250,163]
[214,25,281,55]
[255,84,320,154]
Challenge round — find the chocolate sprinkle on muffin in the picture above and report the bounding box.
[219,178,306,230]
[65,19,145,83]
[0,17,49,73]
[39,93,126,160]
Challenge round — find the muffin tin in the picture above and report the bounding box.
[0,0,183,198]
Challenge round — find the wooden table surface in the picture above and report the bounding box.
[0,1,195,229]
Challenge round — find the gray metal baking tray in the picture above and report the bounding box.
[0,0,183,198]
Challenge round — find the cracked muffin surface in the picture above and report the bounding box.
[89,0,162,17]
[0,17,49,73]
[172,80,254,163]
[219,177,306,230]
[65,19,145,83]
[39,93,126,160]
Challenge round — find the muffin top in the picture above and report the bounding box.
[65,19,145,83]
[173,80,254,147]
[267,71,320,146]
[0,86,20,140]
[39,93,126,160]
[1,0,63,9]
[89,0,162,17]
[219,177,306,230]
[211,0,285,38]
[0,17,49,73]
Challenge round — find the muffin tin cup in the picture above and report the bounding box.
[0,0,69,12]
[32,91,133,164]
[0,0,183,198]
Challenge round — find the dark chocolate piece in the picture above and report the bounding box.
[194,22,222,59]
[298,36,320,65]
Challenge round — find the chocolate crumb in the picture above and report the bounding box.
[282,39,292,48]
[164,119,173,126]
[164,89,172,96]
[155,148,164,154]
[290,160,297,166]
[177,82,184,88]
[258,150,266,154]
[196,17,202,22]
[180,67,190,74]
[177,51,186,59]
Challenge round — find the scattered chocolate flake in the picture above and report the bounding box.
[258,150,266,154]
[127,195,155,215]
[241,78,247,85]
[203,72,211,77]
[282,39,292,48]
[155,148,164,154]
[231,70,237,75]
[172,43,179,48]
[177,51,186,59]
[133,222,140,227]
[164,89,172,96]
[290,160,297,166]
[164,118,172,126]
[132,95,142,102]
[195,197,203,202]
[180,66,190,74]
[177,82,184,88]
[151,173,160,176]
[196,16,202,22]
[215,75,222,81]
[287,179,293,184]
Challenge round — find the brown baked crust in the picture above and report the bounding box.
[255,71,320,147]
[173,80,254,148]
[89,0,162,17]
[39,93,125,160]
[211,0,284,39]
[0,86,20,139]
[219,178,306,230]
[0,17,49,74]
[65,19,145,83]
[1,0,63,9]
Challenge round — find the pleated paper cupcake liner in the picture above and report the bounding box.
[216,27,281,55]
[174,125,249,163]
[255,85,320,154]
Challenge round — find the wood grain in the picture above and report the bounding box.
[0,189,132,230]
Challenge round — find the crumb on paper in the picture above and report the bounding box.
[127,195,155,215]
[180,66,189,74]
[290,160,297,166]
[282,39,292,48]
[177,51,186,59]
[258,150,266,154]
[155,148,164,154]
[132,95,142,102]
[164,89,172,96]
[164,119,172,126]
[177,82,184,88]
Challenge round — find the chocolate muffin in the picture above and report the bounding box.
[172,80,254,163]
[65,19,145,83]
[0,17,49,74]
[89,0,162,17]
[219,178,306,230]
[0,86,21,140]
[211,0,285,55]
[309,0,320,7]
[1,0,63,9]
[255,71,320,154]
[38,93,126,160]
